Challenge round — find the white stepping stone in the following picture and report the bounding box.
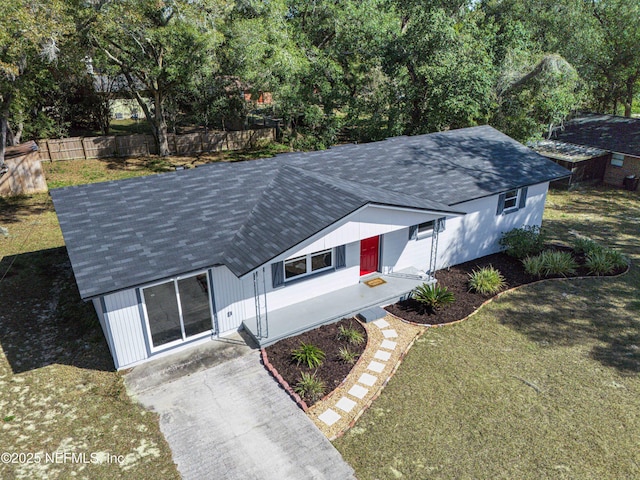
[318,409,341,426]
[335,397,357,413]
[380,339,397,350]
[372,318,390,328]
[367,361,386,373]
[382,329,398,338]
[348,384,369,399]
[374,350,391,361]
[358,373,378,387]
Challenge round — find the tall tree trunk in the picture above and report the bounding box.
[0,95,12,168]
[624,79,635,117]
[153,92,170,156]
[123,72,170,156]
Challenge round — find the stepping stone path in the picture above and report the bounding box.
[316,316,401,429]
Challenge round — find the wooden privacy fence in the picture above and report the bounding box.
[38,128,276,162]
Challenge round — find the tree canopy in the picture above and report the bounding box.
[3,0,640,156]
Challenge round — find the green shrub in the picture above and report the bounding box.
[499,226,546,259]
[291,343,326,369]
[585,248,627,275]
[605,249,628,270]
[337,324,365,346]
[542,251,578,277]
[338,347,359,365]
[572,237,603,256]
[522,255,546,277]
[467,266,506,295]
[524,250,578,278]
[412,283,455,310]
[585,250,615,276]
[293,372,326,402]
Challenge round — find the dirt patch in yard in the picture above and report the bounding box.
[386,250,627,325]
[264,318,367,407]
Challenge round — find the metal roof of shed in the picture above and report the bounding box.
[51,125,570,299]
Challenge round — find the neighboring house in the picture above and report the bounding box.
[51,126,569,370]
[550,113,640,189]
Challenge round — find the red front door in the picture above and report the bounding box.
[360,236,380,276]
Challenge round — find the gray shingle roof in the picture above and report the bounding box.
[552,113,640,157]
[51,125,570,299]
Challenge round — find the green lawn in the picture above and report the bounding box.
[334,186,640,479]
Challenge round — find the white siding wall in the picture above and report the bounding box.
[211,266,254,334]
[102,290,148,369]
[382,228,433,273]
[437,182,549,268]
[290,205,440,257]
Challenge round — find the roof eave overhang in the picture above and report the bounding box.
[233,201,465,280]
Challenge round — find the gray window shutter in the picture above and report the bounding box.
[271,262,284,288]
[408,225,418,240]
[436,217,446,232]
[496,193,506,215]
[335,245,346,269]
[518,187,528,209]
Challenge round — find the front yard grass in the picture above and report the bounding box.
[334,186,640,479]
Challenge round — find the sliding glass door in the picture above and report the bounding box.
[142,272,215,351]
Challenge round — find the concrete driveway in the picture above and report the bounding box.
[126,340,356,480]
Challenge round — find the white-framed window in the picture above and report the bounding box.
[140,271,215,352]
[503,189,520,211]
[611,153,624,167]
[284,249,333,281]
[497,187,528,215]
[417,220,435,238]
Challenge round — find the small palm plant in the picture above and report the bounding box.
[412,283,455,311]
[291,343,325,369]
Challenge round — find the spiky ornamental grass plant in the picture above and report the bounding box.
[467,266,507,295]
[337,324,365,346]
[586,248,628,275]
[293,371,326,402]
[291,343,325,369]
[338,346,360,365]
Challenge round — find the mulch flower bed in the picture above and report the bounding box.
[264,318,366,407]
[265,248,627,406]
[385,248,627,325]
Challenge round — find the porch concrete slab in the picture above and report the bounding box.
[382,329,398,338]
[380,339,398,350]
[374,350,392,361]
[335,397,357,413]
[358,373,378,387]
[348,384,369,399]
[371,318,390,328]
[367,361,386,373]
[132,352,356,480]
[243,274,424,346]
[318,409,341,426]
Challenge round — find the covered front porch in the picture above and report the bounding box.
[242,271,431,347]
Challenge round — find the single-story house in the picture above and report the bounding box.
[550,113,640,189]
[51,126,570,370]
